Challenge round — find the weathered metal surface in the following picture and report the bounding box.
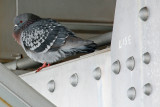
[111,0,160,107]
[20,49,111,107]
[0,64,56,107]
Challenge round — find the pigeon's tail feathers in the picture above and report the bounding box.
[61,36,97,56]
[76,42,97,53]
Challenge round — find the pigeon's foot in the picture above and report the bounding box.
[36,62,50,73]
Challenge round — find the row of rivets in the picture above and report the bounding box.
[140,6,152,98]
[47,67,102,92]
[127,83,152,101]
[112,51,151,100]
[112,52,151,74]
[111,57,135,75]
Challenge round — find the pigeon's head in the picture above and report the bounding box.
[13,13,41,45]
[13,13,41,33]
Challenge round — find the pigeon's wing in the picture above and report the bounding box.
[21,19,73,53]
[48,26,75,52]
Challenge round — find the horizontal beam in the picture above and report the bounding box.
[4,57,41,71]
[89,32,112,47]
[20,49,111,107]
[61,22,113,33]
[0,64,56,107]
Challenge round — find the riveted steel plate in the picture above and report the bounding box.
[20,50,111,107]
[111,0,160,107]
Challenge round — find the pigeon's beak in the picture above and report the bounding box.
[14,24,18,27]
[14,24,19,31]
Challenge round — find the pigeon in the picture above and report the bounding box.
[13,13,97,72]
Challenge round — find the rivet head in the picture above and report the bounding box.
[112,60,121,74]
[70,73,78,87]
[143,83,152,96]
[143,52,151,64]
[127,87,136,101]
[93,67,101,80]
[47,80,55,93]
[126,56,135,71]
[139,7,149,21]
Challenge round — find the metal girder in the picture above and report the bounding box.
[20,49,111,107]
[111,0,160,107]
[61,22,113,33]
[90,32,112,47]
[0,64,56,107]
[4,57,41,71]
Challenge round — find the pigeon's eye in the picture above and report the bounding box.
[20,20,23,23]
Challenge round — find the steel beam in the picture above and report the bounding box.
[111,0,160,107]
[20,49,111,107]
[4,57,41,71]
[89,32,112,47]
[61,22,113,33]
[0,64,56,107]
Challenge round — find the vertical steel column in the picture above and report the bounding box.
[111,0,160,107]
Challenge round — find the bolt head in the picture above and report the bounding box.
[127,87,136,101]
[139,7,149,21]
[143,52,151,64]
[47,80,55,93]
[70,73,78,87]
[143,83,152,96]
[93,67,101,80]
[112,60,121,74]
[126,56,135,71]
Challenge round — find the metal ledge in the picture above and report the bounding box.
[0,64,56,107]
[20,49,111,107]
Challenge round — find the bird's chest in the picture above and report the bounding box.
[12,32,21,45]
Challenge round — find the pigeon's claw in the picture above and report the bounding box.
[36,62,50,73]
